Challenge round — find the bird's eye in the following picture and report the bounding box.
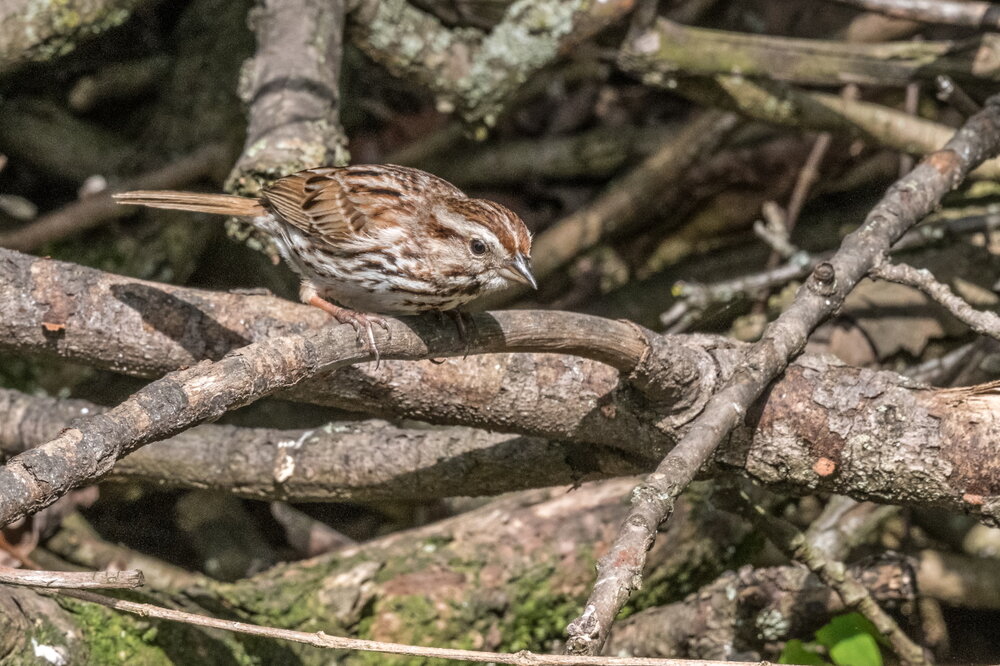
[470,239,487,256]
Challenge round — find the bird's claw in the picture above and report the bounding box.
[445,310,475,358]
[329,310,389,368]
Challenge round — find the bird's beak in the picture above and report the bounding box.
[505,253,538,290]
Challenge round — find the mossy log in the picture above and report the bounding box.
[0,479,753,664]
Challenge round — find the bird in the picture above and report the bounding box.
[114,164,536,361]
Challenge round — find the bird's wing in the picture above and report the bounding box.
[261,165,466,244]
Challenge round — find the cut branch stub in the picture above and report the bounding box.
[808,261,838,296]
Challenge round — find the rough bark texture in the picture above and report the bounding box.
[228,0,350,194]
[0,0,150,75]
[623,18,1000,86]
[348,0,635,127]
[564,94,1000,656]
[606,558,918,659]
[0,389,641,502]
[0,249,999,521]
[0,479,753,664]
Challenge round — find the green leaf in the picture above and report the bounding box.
[816,613,881,646]
[827,632,882,666]
[816,613,883,666]
[780,639,831,666]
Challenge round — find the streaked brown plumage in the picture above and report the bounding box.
[114,164,536,358]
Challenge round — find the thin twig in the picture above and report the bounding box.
[484,110,740,306]
[51,588,774,666]
[751,87,850,316]
[935,75,982,117]
[754,202,801,260]
[607,554,917,658]
[666,210,1000,330]
[0,144,229,251]
[871,258,1000,341]
[900,79,921,175]
[565,94,1000,657]
[786,133,834,232]
[0,565,143,589]
[717,480,930,666]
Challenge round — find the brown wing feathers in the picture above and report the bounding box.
[112,191,266,217]
[262,171,365,240]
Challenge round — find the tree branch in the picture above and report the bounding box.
[227,0,350,195]
[617,54,1000,180]
[348,0,634,128]
[622,17,1000,86]
[606,556,917,659]
[0,307,662,528]
[717,480,929,665]
[871,258,1000,341]
[53,586,773,666]
[2,250,1000,518]
[0,565,143,590]
[1,479,755,660]
[0,388,640,502]
[829,0,1000,29]
[564,93,1000,656]
[0,0,150,76]
[0,144,230,251]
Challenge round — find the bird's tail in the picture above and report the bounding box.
[113,191,266,217]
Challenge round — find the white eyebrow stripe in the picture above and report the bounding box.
[433,207,503,244]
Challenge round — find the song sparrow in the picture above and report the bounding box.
[114,164,536,359]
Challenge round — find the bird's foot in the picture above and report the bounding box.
[307,296,391,366]
[445,310,476,358]
[425,310,476,361]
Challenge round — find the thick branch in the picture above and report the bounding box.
[565,93,1000,656]
[1,479,753,660]
[0,0,149,76]
[622,18,1000,86]
[0,247,700,452]
[228,0,349,194]
[348,0,633,127]
[0,389,639,502]
[1,250,1000,517]
[0,305,661,528]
